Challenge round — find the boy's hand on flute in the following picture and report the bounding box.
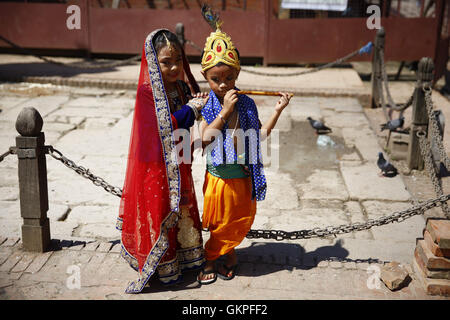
[222,89,238,117]
[274,92,292,113]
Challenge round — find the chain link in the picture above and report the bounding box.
[0,148,13,163]
[40,144,450,240]
[0,35,141,70]
[186,38,371,77]
[247,193,450,240]
[417,130,450,218]
[422,85,450,170]
[46,146,123,198]
[1,142,446,241]
[239,49,362,77]
[378,50,415,115]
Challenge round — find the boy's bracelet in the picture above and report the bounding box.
[218,113,227,125]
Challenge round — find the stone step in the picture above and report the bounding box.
[414,248,450,280]
[415,239,450,270]
[423,230,450,258]
[413,256,450,297]
[426,218,450,250]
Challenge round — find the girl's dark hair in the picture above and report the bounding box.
[152,30,182,54]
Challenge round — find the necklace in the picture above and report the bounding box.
[167,90,178,99]
[231,109,239,138]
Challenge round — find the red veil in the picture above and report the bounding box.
[117,29,200,294]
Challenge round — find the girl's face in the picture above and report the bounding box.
[202,64,239,99]
[157,44,183,85]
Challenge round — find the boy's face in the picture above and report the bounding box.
[202,64,239,99]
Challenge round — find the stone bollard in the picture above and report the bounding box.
[407,57,434,170]
[370,27,385,109]
[15,107,51,252]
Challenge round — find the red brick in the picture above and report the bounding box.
[380,261,410,291]
[423,230,450,258]
[413,257,450,297]
[414,249,450,280]
[416,240,450,270]
[426,219,450,249]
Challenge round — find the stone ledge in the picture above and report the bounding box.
[0,75,371,106]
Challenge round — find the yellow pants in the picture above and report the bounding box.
[202,171,257,261]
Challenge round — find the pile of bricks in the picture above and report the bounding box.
[413,218,450,296]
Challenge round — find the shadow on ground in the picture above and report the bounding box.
[141,239,355,293]
[47,238,385,294]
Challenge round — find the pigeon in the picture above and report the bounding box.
[377,152,398,177]
[380,116,405,132]
[438,162,450,178]
[307,117,332,134]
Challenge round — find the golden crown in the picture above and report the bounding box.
[201,23,240,72]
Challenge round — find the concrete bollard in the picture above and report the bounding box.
[371,27,385,109]
[407,57,434,170]
[15,107,51,252]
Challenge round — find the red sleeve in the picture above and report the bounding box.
[171,114,178,130]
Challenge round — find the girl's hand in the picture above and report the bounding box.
[189,96,209,111]
[275,92,292,113]
[222,89,238,116]
[193,92,209,99]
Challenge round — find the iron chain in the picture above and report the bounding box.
[239,49,362,77]
[379,50,414,114]
[46,146,123,198]
[0,148,13,163]
[423,85,450,170]
[0,35,141,70]
[2,143,446,240]
[247,193,450,240]
[417,130,450,218]
[186,38,370,77]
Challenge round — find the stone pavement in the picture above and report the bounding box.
[0,54,449,300]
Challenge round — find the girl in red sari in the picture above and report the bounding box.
[116,29,207,294]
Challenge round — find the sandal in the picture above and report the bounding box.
[197,267,217,285]
[217,264,237,280]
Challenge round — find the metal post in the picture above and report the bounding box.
[15,107,51,252]
[263,0,271,67]
[371,27,385,108]
[407,57,434,170]
[175,23,185,50]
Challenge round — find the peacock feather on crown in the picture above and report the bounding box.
[201,4,240,72]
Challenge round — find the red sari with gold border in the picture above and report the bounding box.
[116,29,204,294]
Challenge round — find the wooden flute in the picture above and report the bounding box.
[237,90,294,97]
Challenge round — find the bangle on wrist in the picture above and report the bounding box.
[218,113,227,125]
[187,102,200,119]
